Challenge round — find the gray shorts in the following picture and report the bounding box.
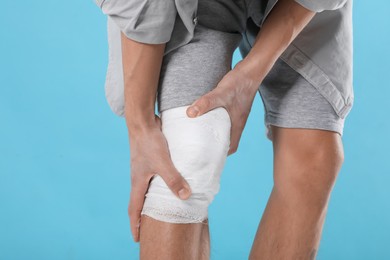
[157,2,348,141]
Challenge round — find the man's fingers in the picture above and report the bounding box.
[228,138,239,156]
[186,89,224,118]
[228,127,238,156]
[158,165,192,200]
[128,176,151,243]
[227,120,244,156]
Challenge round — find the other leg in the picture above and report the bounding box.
[249,126,344,259]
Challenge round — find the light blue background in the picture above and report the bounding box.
[1,0,389,259]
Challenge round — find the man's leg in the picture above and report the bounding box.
[137,105,231,260]
[139,216,210,260]
[249,126,344,259]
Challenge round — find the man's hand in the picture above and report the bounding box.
[127,114,192,242]
[186,60,260,155]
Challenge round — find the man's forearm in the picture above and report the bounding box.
[235,0,316,85]
[120,32,166,134]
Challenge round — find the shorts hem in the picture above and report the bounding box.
[264,113,344,141]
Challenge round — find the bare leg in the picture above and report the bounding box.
[249,126,344,259]
[139,215,210,260]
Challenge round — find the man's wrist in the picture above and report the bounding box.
[127,119,158,137]
[125,109,158,137]
[233,57,271,88]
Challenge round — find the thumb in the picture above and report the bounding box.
[186,90,221,118]
[158,164,192,200]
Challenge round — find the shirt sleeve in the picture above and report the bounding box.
[94,0,177,44]
[294,0,348,12]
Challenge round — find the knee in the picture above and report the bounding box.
[141,105,231,223]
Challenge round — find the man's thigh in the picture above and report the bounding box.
[157,24,241,114]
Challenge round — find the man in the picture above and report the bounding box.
[95,0,353,258]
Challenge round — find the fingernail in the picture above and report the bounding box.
[178,188,191,200]
[188,106,199,117]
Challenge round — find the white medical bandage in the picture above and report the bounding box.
[141,105,231,223]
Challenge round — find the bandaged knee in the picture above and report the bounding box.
[141,105,231,223]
